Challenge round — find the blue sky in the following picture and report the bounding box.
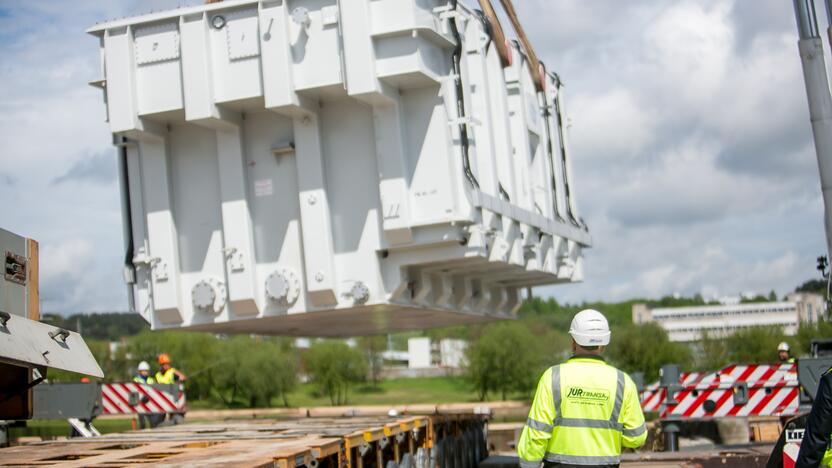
[0,0,826,314]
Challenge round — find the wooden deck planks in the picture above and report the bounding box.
[0,415,482,467]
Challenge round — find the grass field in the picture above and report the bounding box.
[185,376,528,410]
[286,376,482,407]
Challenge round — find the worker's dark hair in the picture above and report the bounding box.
[581,345,601,352]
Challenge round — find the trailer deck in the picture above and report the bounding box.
[0,414,487,467]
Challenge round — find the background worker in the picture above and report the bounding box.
[132,361,158,429]
[779,342,796,364]
[517,309,647,467]
[155,354,187,425]
[133,361,154,385]
[155,354,187,384]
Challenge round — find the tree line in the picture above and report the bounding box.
[48,330,378,408]
[46,279,830,406]
[463,287,832,401]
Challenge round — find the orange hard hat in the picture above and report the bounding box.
[158,353,171,365]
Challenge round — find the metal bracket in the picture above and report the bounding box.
[49,329,70,344]
[4,251,27,285]
[447,116,481,127]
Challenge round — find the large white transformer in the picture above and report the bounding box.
[87,0,590,336]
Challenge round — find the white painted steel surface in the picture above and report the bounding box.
[88,0,590,336]
[0,314,104,378]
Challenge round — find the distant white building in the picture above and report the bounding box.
[632,293,825,342]
[407,337,468,369]
[408,337,433,369]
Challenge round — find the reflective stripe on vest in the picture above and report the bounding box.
[519,459,541,468]
[526,418,554,433]
[543,453,622,465]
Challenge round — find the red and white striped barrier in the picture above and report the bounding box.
[640,363,799,418]
[641,371,705,413]
[101,383,186,415]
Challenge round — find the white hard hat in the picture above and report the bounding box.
[569,309,611,346]
[137,361,151,371]
[778,342,790,352]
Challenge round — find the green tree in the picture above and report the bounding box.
[795,321,832,356]
[796,278,827,296]
[306,341,367,405]
[724,326,789,364]
[697,329,729,371]
[465,322,543,401]
[48,338,130,383]
[740,294,770,304]
[237,339,298,407]
[358,336,387,387]
[606,323,691,382]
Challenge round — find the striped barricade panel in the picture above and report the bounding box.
[641,363,798,418]
[641,371,705,412]
[101,383,186,415]
[661,363,798,418]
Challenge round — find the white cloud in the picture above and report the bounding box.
[570,88,655,163]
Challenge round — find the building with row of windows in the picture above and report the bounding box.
[632,293,825,342]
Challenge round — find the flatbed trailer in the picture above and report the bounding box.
[0,413,488,468]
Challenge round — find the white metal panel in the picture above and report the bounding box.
[181,14,218,123]
[341,0,379,96]
[288,0,342,91]
[320,99,383,306]
[210,7,263,103]
[260,1,300,111]
[134,22,184,115]
[401,86,456,225]
[124,144,152,323]
[137,138,183,326]
[216,127,260,316]
[0,314,104,378]
[293,109,338,306]
[103,27,139,134]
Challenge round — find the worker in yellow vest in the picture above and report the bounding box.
[133,361,158,429]
[133,361,155,385]
[796,367,832,467]
[155,354,187,384]
[517,309,647,467]
[779,342,796,364]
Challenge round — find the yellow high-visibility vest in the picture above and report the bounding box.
[517,356,647,467]
[133,375,155,385]
[155,368,178,384]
